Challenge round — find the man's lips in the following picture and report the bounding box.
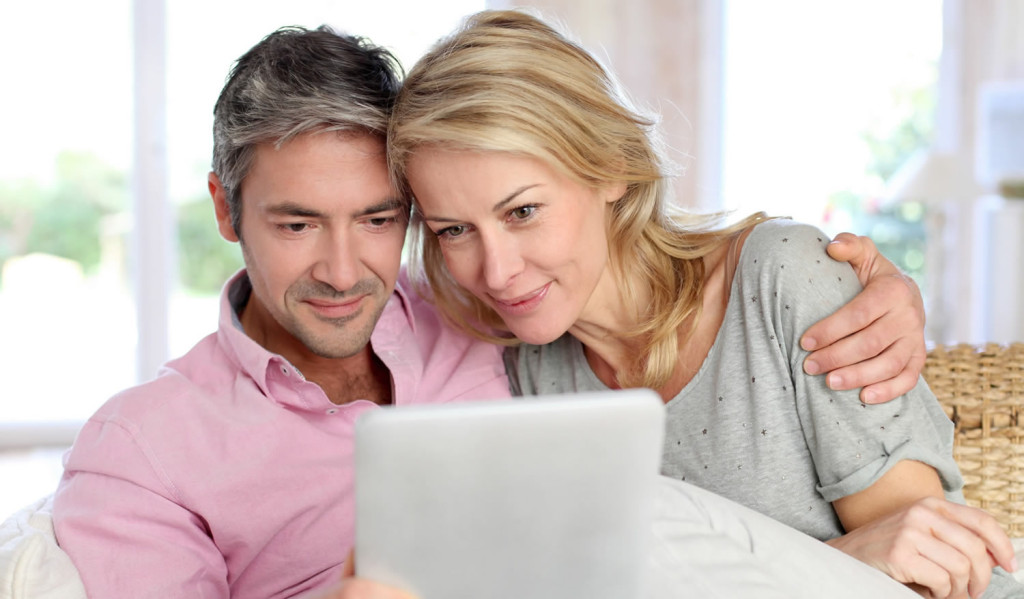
[490,283,550,315]
[303,296,365,319]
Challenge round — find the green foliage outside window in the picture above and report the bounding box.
[177,198,243,294]
[0,153,125,275]
[823,74,935,286]
[0,151,240,295]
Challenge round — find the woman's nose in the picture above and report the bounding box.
[481,233,525,291]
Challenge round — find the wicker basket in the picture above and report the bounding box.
[925,343,1024,536]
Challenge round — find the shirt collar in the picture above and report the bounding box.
[390,267,418,335]
[215,270,316,408]
[215,269,416,412]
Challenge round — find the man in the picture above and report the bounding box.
[52,27,509,598]
[51,24,930,599]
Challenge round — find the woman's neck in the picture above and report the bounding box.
[568,263,648,387]
[570,236,744,401]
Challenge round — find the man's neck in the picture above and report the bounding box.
[260,333,394,407]
[232,278,393,406]
[296,348,393,406]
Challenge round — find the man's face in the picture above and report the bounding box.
[210,132,407,361]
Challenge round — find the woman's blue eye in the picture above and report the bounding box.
[511,206,534,219]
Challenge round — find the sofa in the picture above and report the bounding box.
[2,343,1023,598]
[924,343,1024,539]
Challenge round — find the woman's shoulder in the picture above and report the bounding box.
[729,219,863,322]
[697,218,838,317]
[741,218,832,257]
[734,219,838,277]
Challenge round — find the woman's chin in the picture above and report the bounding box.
[508,326,569,346]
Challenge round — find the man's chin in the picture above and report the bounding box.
[294,319,379,360]
[286,299,388,359]
[300,332,374,360]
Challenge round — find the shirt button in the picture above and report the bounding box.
[281,365,289,376]
[326,408,339,415]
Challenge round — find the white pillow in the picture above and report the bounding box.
[1014,538,1024,584]
[2,492,1021,594]
[0,495,86,599]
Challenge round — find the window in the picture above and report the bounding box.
[721,0,942,278]
[0,0,482,518]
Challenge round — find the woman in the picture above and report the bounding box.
[389,10,1021,598]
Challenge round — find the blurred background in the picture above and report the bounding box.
[1,0,1022,515]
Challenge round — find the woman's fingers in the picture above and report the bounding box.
[910,523,980,598]
[931,499,1018,574]
[829,497,1015,598]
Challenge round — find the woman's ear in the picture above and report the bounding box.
[599,181,628,204]
[209,172,240,243]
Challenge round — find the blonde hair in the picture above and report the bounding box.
[389,9,766,389]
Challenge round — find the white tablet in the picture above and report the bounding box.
[354,390,665,599]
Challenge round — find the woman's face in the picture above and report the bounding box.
[407,148,624,345]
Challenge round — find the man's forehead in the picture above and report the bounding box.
[248,191,405,220]
[260,129,387,162]
[240,131,401,215]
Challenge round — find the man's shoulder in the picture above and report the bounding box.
[389,269,465,343]
[65,329,278,490]
[90,332,232,426]
[390,268,510,402]
[393,269,438,321]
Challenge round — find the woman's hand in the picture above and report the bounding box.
[826,496,1017,599]
[801,232,927,404]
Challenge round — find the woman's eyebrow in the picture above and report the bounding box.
[492,184,541,212]
[421,184,542,223]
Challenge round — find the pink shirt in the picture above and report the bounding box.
[53,270,510,598]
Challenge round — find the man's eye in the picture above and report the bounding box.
[283,223,309,233]
[368,217,394,227]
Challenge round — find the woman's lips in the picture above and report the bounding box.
[490,283,550,316]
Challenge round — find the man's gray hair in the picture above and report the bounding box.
[212,25,403,235]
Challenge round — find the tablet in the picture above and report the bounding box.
[354,390,665,599]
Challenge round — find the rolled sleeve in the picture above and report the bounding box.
[756,221,963,503]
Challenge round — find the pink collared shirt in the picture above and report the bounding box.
[53,269,510,598]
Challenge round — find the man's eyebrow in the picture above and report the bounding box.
[266,202,324,219]
[422,184,541,223]
[263,198,406,219]
[356,197,406,217]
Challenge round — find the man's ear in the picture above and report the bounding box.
[209,172,240,243]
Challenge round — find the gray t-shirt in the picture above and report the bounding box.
[506,220,1024,596]
[507,219,965,539]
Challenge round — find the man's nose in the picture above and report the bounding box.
[311,231,361,292]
